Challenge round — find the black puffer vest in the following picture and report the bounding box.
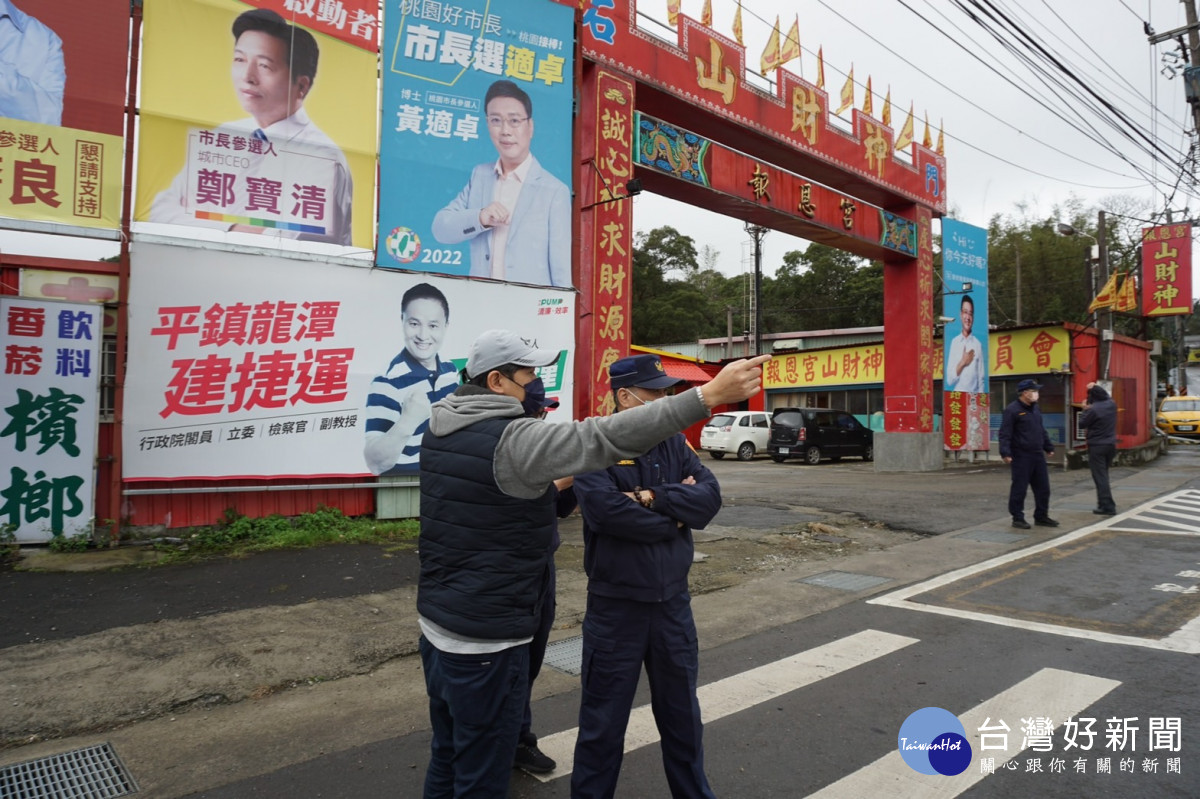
[417,415,555,639]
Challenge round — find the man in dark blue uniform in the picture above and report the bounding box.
[571,354,720,799]
[999,378,1059,530]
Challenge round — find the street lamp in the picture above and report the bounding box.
[1056,220,1112,380]
[1055,222,1100,322]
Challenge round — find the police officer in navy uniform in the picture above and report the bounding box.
[999,378,1059,530]
[571,354,720,799]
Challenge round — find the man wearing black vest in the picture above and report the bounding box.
[416,329,767,798]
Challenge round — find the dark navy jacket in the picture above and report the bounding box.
[998,398,1054,458]
[1080,389,1117,447]
[574,433,720,603]
[417,415,555,640]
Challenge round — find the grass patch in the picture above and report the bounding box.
[154,506,419,564]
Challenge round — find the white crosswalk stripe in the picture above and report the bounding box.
[528,629,919,783]
[805,668,1121,798]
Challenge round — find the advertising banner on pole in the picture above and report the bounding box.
[941,218,989,451]
[134,0,378,249]
[124,241,576,480]
[0,0,128,230]
[377,0,575,287]
[1,298,101,543]
[1140,223,1193,317]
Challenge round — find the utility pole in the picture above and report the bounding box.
[744,224,768,356]
[1184,0,1200,134]
[1098,210,1112,379]
[1014,245,1022,325]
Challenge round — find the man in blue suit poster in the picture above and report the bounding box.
[432,79,571,288]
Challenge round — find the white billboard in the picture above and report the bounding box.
[0,298,102,543]
[124,241,575,479]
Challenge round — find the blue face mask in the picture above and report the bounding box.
[520,377,546,418]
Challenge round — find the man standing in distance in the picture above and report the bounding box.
[416,331,767,797]
[1079,381,1118,516]
[432,79,571,287]
[945,294,985,394]
[571,354,720,799]
[999,379,1058,530]
[363,282,457,476]
[150,8,353,245]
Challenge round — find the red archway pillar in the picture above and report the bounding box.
[576,64,635,418]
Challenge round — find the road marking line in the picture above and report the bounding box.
[871,490,1200,653]
[528,629,919,783]
[805,667,1120,798]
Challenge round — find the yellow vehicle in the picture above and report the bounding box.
[1156,396,1200,438]
[1189,350,1200,364]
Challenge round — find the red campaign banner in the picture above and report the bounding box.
[238,0,379,51]
[943,391,968,451]
[3,0,129,135]
[1141,223,1193,317]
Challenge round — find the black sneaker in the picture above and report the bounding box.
[1034,517,1060,527]
[1093,508,1116,516]
[1012,519,1031,529]
[514,741,556,774]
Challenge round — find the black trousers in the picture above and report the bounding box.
[1008,452,1051,521]
[1088,443,1116,513]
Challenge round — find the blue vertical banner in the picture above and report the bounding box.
[941,218,990,451]
[378,0,575,288]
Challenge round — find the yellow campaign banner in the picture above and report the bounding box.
[0,121,122,228]
[764,326,1070,389]
[135,0,378,249]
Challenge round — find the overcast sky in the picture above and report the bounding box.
[3,0,1197,296]
[631,0,1200,285]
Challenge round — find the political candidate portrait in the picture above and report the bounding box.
[945,294,985,394]
[0,0,65,126]
[149,8,352,245]
[431,79,571,288]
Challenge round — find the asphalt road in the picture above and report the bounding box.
[2,443,1198,798]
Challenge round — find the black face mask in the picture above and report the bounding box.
[519,377,546,418]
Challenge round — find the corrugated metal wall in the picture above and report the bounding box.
[121,479,375,530]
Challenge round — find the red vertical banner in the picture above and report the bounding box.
[1141,223,1193,317]
[580,69,635,417]
[916,207,935,432]
[943,391,967,449]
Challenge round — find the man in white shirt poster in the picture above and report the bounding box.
[945,293,986,394]
[150,8,352,246]
[431,79,571,288]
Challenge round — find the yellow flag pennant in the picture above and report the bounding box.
[1088,271,1121,314]
[732,2,743,46]
[667,0,680,27]
[936,119,944,155]
[701,0,712,27]
[895,103,915,150]
[1114,272,1139,312]
[760,16,781,74]
[835,64,854,114]
[922,111,932,148]
[862,76,873,116]
[780,15,801,65]
[816,46,825,89]
[882,87,892,126]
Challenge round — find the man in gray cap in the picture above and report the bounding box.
[999,378,1058,529]
[416,333,767,798]
[571,353,719,799]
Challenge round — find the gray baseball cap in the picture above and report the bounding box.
[466,329,560,379]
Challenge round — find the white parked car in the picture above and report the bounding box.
[699,411,770,461]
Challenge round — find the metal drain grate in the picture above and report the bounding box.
[796,570,892,592]
[956,529,1028,545]
[543,634,584,676]
[0,743,137,799]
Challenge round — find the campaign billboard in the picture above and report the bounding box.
[124,241,576,479]
[941,218,989,451]
[0,0,128,230]
[377,0,575,287]
[1,298,102,543]
[1141,223,1193,317]
[134,0,378,249]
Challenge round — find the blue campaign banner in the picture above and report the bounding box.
[377,0,575,288]
[941,218,990,395]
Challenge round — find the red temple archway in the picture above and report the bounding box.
[574,1,946,468]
